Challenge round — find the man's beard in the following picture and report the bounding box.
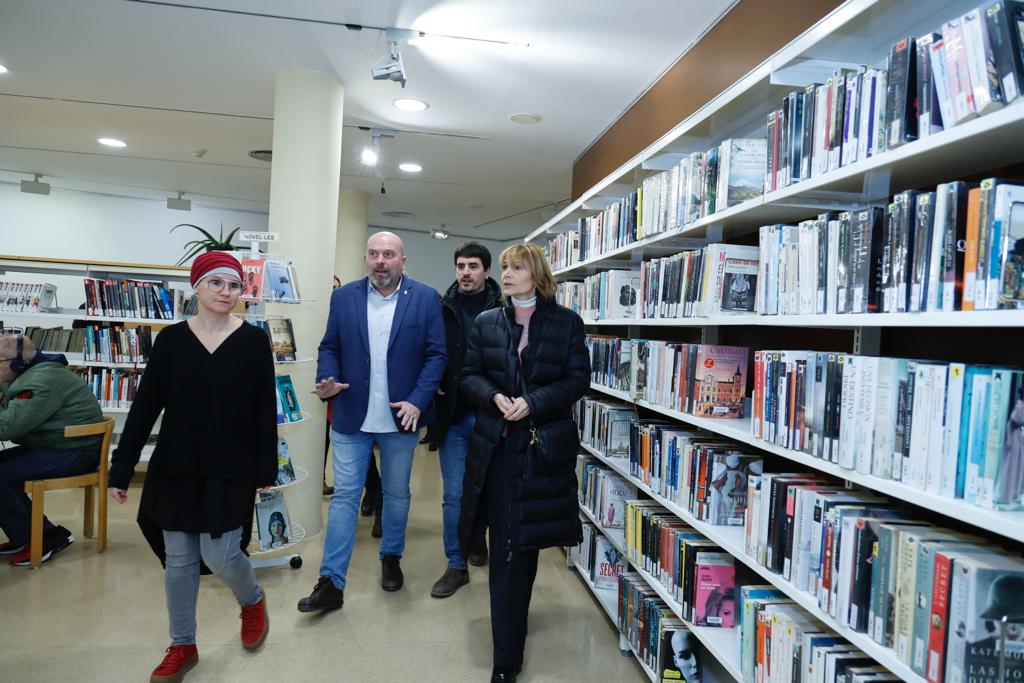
[372,271,394,288]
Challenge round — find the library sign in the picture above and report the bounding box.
[240,231,279,243]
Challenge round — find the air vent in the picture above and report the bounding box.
[382,210,415,218]
[248,149,272,162]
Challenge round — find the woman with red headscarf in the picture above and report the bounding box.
[108,251,278,682]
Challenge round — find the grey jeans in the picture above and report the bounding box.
[163,527,263,645]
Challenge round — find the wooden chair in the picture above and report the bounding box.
[22,417,116,568]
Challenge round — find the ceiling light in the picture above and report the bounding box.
[167,191,191,211]
[98,137,127,148]
[382,210,415,218]
[0,64,8,75]
[20,174,50,196]
[399,162,422,173]
[393,98,429,112]
[361,147,379,166]
[430,228,450,240]
[371,39,407,87]
[509,113,542,125]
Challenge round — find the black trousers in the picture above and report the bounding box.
[486,438,539,668]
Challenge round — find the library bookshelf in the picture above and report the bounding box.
[529,1,1024,681]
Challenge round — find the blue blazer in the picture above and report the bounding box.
[317,276,447,434]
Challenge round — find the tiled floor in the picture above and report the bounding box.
[0,448,645,682]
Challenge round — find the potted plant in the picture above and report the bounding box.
[170,223,242,265]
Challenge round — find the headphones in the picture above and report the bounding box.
[8,334,28,375]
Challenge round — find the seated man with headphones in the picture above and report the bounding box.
[0,333,104,566]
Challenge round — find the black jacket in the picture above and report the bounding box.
[458,296,590,559]
[426,277,501,448]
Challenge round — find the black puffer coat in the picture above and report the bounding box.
[458,296,590,560]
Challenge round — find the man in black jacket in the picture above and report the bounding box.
[425,242,500,598]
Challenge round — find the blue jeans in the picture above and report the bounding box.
[439,413,474,570]
[163,527,262,645]
[0,445,99,545]
[320,429,419,589]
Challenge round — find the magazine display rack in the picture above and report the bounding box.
[240,238,315,570]
[0,255,189,465]
[529,2,1024,682]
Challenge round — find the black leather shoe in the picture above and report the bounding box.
[371,511,383,538]
[490,664,521,682]
[381,554,404,591]
[430,567,469,598]
[468,534,488,567]
[297,576,344,613]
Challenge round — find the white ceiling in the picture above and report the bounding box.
[0,0,736,240]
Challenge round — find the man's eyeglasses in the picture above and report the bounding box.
[203,277,243,293]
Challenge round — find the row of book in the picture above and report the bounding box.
[768,1,1024,198]
[624,499,736,629]
[21,325,87,354]
[751,350,1024,511]
[275,374,303,424]
[575,520,627,591]
[577,454,634,529]
[83,324,152,364]
[239,257,302,302]
[743,471,1024,682]
[251,318,298,362]
[76,367,141,409]
[556,242,760,321]
[83,277,183,320]
[757,180,1024,317]
[617,572,704,683]
[544,137,766,271]
[739,585,893,683]
[0,281,57,313]
[587,336,750,419]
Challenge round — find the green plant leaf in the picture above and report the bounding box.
[171,223,218,243]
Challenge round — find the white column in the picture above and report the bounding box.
[267,69,344,539]
[335,188,368,282]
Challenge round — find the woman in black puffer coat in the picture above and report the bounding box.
[458,243,590,683]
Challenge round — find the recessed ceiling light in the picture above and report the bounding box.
[361,147,378,165]
[0,64,8,75]
[382,210,415,218]
[393,98,429,112]
[98,137,127,148]
[509,113,542,125]
[399,162,422,173]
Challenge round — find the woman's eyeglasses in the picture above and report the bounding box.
[204,277,242,293]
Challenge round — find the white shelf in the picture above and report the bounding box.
[580,441,921,683]
[587,382,1024,544]
[274,355,314,365]
[571,558,619,624]
[4,309,178,325]
[100,405,132,414]
[68,354,147,369]
[583,309,1024,328]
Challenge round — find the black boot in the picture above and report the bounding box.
[490,664,522,682]
[297,576,344,613]
[381,555,404,591]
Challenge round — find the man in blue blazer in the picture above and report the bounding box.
[298,231,446,613]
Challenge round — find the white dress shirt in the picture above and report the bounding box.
[360,277,402,433]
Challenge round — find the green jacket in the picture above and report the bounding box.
[0,361,104,451]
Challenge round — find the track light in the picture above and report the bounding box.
[167,191,191,211]
[371,37,407,87]
[430,227,450,240]
[20,174,50,196]
[361,147,379,165]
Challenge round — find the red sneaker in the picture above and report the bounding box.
[240,596,268,650]
[150,644,198,683]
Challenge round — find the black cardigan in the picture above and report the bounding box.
[109,321,278,561]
